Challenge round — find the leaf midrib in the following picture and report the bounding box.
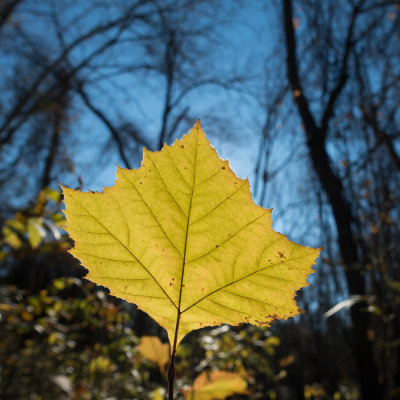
[177,130,199,313]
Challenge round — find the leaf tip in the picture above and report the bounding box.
[194,119,202,129]
[59,183,70,195]
[59,184,74,201]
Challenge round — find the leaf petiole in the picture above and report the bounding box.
[167,310,181,399]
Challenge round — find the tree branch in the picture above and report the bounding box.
[0,0,23,29]
[364,110,400,170]
[0,3,145,144]
[75,82,132,169]
[320,3,360,133]
[282,0,318,136]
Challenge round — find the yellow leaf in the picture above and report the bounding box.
[183,371,248,400]
[279,353,295,368]
[137,336,170,373]
[21,310,33,322]
[89,356,112,373]
[48,332,59,345]
[265,336,281,347]
[27,218,45,249]
[2,220,25,249]
[44,187,62,202]
[62,121,320,349]
[151,387,166,400]
[0,303,13,311]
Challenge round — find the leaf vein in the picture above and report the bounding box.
[187,211,268,264]
[182,252,313,313]
[147,154,188,217]
[165,148,191,189]
[258,273,305,284]
[223,289,289,310]
[208,299,247,316]
[190,180,247,225]
[69,227,109,234]
[196,305,237,324]
[118,292,165,300]
[90,276,150,281]
[197,168,222,186]
[119,168,183,257]
[178,130,198,308]
[108,190,130,246]
[68,191,178,309]
[75,251,139,263]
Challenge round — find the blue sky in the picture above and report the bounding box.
[70,2,299,216]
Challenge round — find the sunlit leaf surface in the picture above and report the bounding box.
[62,121,320,347]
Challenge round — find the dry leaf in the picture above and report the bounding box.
[137,336,170,373]
[183,371,248,400]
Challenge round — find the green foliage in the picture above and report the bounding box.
[2,188,66,251]
[0,279,290,399]
[0,279,147,399]
[0,190,158,399]
[0,176,374,399]
[0,188,73,291]
[0,188,285,399]
[176,326,285,399]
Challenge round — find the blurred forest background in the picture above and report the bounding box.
[0,0,399,399]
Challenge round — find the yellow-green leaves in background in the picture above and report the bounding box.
[137,336,170,373]
[182,371,248,400]
[2,188,65,251]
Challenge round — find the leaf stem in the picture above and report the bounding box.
[167,351,176,400]
[167,311,181,400]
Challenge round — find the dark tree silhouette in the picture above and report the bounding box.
[275,0,400,398]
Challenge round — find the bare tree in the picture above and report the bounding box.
[271,0,400,398]
[0,0,241,213]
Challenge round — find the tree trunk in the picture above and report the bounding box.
[281,1,383,398]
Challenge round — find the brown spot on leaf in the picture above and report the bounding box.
[278,251,285,259]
